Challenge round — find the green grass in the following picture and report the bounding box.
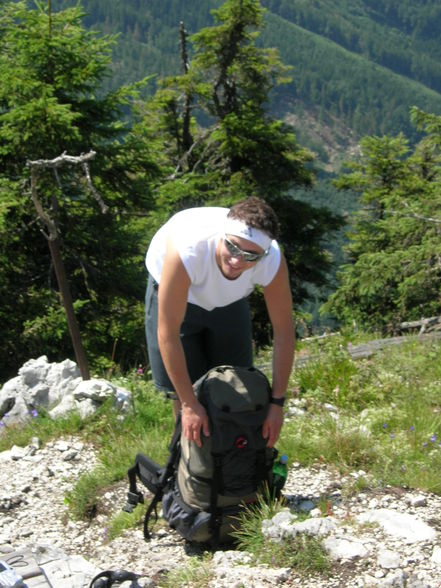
[0,375,175,520]
[278,333,441,494]
[0,408,86,452]
[1,331,440,581]
[158,554,214,588]
[63,380,174,520]
[107,504,149,541]
[232,493,331,575]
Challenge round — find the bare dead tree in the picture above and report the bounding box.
[179,22,194,160]
[26,150,106,380]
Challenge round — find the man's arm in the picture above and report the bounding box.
[157,238,210,447]
[262,254,295,447]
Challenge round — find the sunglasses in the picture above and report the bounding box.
[224,236,267,262]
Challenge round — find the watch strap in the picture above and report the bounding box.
[270,396,286,407]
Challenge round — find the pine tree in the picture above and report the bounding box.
[324,108,441,331]
[0,1,160,380]
[136,0,343,343]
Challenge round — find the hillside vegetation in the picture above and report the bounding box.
[50,0,441,146]
[1,0,439,382]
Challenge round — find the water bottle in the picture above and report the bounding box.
[272,453,288,500]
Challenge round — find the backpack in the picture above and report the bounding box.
[123,365,277,546]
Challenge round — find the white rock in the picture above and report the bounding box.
[407,494,427,508]
[1,358,133,426]
[378,549,402,569]
[49,393,78,419]
[10,445,28,460]
[324,534,370,560]
[291,516,338,537]
[357,509,437,543]
[73,378,116,402]
[54,440,70,452]
[432,545,441,565]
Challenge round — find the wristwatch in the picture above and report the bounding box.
[270,396,286,407]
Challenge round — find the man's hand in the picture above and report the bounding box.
[181,400,210,448]
[262,403,284,448]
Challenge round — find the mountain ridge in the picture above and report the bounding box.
[49,0,441,164]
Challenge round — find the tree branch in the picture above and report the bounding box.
[27,150,96,169]
[82,162,109,213]
[386,209,441,224]
[27,150,109,214]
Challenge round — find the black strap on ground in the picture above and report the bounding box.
[89,569,140,587]
[143,492,162,540]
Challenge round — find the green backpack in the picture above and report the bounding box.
[123,365,277,546]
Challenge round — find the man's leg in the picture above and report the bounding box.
[145,276,208,409]
[145,275,176,396]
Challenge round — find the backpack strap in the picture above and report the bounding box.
[209,453,224,547]
[123,462,145,513]
[143,492,162,540]
[89,569,140,588]
[255,448,268,488]
[143,415,182,540]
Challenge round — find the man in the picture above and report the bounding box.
[145,197,295,448]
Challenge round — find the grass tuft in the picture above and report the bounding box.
[231,494,331,576]
[158,553,214,588]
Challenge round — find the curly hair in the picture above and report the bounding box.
[227,197,279,240]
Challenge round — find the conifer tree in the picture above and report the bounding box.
[325,108,441,331]
[137,0,343,343]
[0,1,160,380]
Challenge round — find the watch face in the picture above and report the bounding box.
[271,397,285,406]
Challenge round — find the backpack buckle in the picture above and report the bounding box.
[123,490,144,513]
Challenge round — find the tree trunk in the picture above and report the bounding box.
[27,155,97,380]
[47,236,90,380]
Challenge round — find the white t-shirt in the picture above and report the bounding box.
[145,207,281,311]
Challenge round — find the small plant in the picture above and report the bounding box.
[107,504,148,541]
[64,468,110,520]
[277,534,331,574]
[158,553,214,588]
[341,474,370,498]
[232,493,331,576]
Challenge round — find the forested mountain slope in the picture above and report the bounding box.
[262,0,441,93]
[49,0,441,151]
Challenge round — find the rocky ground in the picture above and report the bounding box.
[1,435,441,588]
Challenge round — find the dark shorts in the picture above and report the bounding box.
[145,274,253,398]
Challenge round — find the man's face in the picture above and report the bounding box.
[216,235,265,280]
